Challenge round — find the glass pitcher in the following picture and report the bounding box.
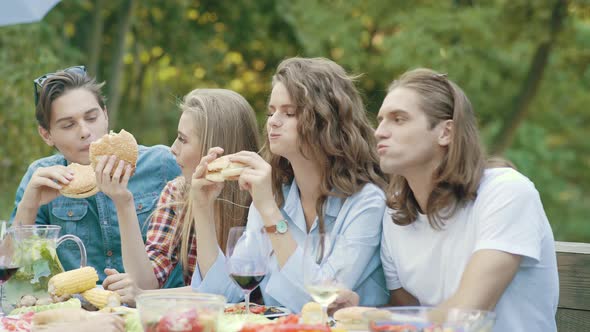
[3,225,87,311]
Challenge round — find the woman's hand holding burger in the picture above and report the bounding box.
[195,149,281,226]
[191,147,226,209]
[229,151,278,221]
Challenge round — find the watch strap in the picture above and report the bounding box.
[264,224,278,234]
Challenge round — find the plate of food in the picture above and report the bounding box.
[219,314,274,332]
[0,311,34,332]
[224,303,291,318]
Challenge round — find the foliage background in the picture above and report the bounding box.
[1,0,589,241]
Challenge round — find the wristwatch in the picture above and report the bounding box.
[264,219,288,234]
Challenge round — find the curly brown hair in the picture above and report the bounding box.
[265,57,386,234]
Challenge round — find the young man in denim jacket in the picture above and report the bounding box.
[10,66,183,291]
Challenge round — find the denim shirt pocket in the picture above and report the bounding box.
[51,201,90,249]
[134,192,159,237]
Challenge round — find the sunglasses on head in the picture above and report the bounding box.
[33,65,87,106]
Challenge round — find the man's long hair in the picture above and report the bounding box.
[386,69,485,229]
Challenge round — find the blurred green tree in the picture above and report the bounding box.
[1,0,589,241]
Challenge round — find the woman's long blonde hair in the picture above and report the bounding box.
[265,57,386,234]
[386,69,486,229]
[174,89,260,277]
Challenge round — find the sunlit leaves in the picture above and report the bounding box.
[0,0,589,241]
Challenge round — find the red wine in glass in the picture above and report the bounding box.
[230,273,266,291]
[0,265,19,316]
[226,226,271,315]
[0,266,19,284]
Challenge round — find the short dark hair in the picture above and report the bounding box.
[35,70,106,130]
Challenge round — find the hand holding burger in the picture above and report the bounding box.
[188,148,227,210]
[205,155,247,182]
[19,165,76,208]
[90,129,138,176]
[90,129,139,203]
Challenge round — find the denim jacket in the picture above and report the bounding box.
[10,145,183,285]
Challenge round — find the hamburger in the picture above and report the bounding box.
[300,302,323,324]
[89,129,138,176]
[205,156,246,182]
[59,163,99,198]
[333,306,374,330]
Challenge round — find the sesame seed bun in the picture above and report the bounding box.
[89,129,138,176]
[60,163,99,198]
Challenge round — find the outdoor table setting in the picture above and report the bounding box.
[0,223,495,332]
[2,295,497,332]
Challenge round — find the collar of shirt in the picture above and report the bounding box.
[281,179,343,233]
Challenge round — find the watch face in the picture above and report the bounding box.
[276,219,288,234]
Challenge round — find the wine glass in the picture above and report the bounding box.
[226,226,271,315]
[0,221,18,317]
[303,233,352,325]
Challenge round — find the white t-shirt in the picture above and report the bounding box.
[381,168,559,332]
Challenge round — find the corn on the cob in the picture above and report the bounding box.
[48,266,98,296]
[82,288,121,309]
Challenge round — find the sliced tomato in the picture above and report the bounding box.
[155,309,204,332]
[249,305,266,315]
[240,324,262,332]
[225,303,247,314]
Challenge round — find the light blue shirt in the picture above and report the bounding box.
[191,180,389,312]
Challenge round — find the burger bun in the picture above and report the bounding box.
[89,129,138,176]
[333,306,374,330]
[59,163,99,199]
[205,156,246,182]
[300,302,323,324]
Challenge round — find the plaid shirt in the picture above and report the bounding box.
[146,177,196,287]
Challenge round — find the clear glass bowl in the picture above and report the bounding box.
[136,292,226,332]
[364,306,496,332]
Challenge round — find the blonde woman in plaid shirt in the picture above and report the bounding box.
[101,89,259,302]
